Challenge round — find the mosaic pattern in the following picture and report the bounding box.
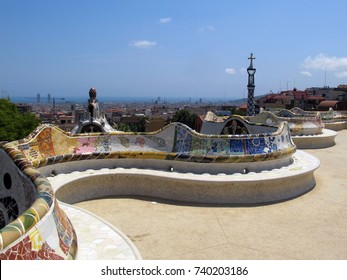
[14,122,296,168]
[204,111,229,123]
[0,141,78,260]
[0,201,76,260]
[248,111,324,136]
[277,109,297,118]
[0,121,297,259]
[201,112,278,136]
[289,107,347,122]
[60,204,139,260]
[0,197,18,228]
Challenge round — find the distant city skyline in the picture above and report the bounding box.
[1,0,347,100]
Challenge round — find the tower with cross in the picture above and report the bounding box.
[246,53,256,116]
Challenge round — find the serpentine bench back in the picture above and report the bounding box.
[16,122,296,168]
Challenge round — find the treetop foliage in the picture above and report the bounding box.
[172,109,197,129]
[0,99,40,141]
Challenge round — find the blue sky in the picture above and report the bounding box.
[1,0,347,101]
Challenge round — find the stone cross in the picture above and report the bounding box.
[248,53,255,68]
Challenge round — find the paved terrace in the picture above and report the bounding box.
[73,130,347,260]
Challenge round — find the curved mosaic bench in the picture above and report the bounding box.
[200,114,278,136]
[249,111,324,136]
[288,107,347,131]
[248,111,337,148]
[0,121,320,259]
[20,122,296,175]
[0,143,77,260]
[201,111,335,148]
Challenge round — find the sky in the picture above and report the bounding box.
[1,0,347,102]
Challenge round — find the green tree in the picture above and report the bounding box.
[172,109,197,129]
[117,123,132,132]
[230,107,246,116]
[0,99,40,141]
[117,116,147,133]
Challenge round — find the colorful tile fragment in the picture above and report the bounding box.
[0,121,296,259]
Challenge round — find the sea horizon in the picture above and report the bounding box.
[7,95,247,105]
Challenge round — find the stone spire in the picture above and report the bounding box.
[71,87,115,134]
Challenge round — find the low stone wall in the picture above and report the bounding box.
[49,149,318,205]
[322,120,347,131]
[291,129,337,149]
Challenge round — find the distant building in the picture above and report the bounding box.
[306,85,347,101]
[257,88,326,111]
[58,115,75,132]
[15,103,32,114]
[74,108,86,124]
[121,115,142,125]
[305,96,326,110]
[104,108,125,124]
[145,117,165,132]
[318,100,344,111]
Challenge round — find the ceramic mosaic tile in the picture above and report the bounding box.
[13,122,296,167]
[0,120,297,259]
[249,111,324,136]
[0,140,78,259]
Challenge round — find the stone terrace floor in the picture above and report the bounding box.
[73,130,347,260]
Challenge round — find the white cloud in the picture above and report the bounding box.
[160,17,172,24]
[129,40,157,49]
[335,71,347,78]
[302,53,347,71]
[198,25,215,32]
[300,71,313,77]
[225,68,236,75]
